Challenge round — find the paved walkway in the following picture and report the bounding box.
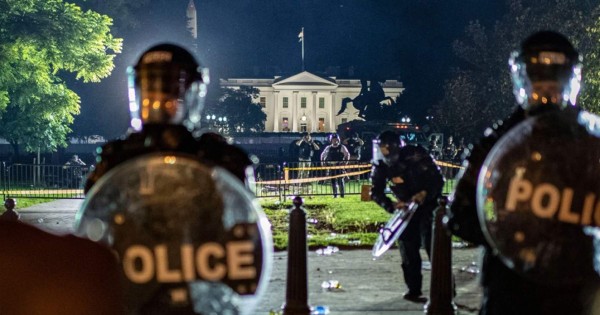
[18,199,483,314]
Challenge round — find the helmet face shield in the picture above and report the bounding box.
[509,32,581,111]
[128,44,209,131]
[373,130,405,165]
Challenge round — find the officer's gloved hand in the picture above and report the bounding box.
[411,190,427,205]
[394,201,407,211]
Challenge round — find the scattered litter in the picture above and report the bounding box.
[460,261,480,274]
[321,280,343,292]
[307,218,318,224]
[348,239,361,246]
[452,241,472,249]
[311,305,331,314]
[315,246,339,256]
[422,261,431,270]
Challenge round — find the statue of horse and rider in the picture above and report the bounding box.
[336,79,399,121]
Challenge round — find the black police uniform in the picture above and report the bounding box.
[447,105,600,315]
[85,124,252,194]
[322,144,349,198]
[371,144,444,296]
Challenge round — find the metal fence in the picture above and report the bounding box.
[1,163,91,199]
[254,160,461,199]
[0,160,462,200]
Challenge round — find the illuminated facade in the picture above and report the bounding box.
[219,71,404,132]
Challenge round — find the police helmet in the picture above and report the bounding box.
[373,130,405,165]
[509,31,581,110]
[127,43,209,131]
[329,133,340,144]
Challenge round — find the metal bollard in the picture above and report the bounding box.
[424,196,457,315]
[282,196,311,315]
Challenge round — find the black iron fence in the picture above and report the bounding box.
[0,160,462,200]
[254,160,461,199]
[1,163,91,199]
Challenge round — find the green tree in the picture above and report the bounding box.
[204,86,266,133]
[432,0,600,141]
[0,0,122,156]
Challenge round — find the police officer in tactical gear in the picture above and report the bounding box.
[85,43,253,193]
[78,43,271,315]
[320,133,350,198]
[370,130,444,303]
[343,132,365,161]
[446,31,600,314]
[295,132,320,180]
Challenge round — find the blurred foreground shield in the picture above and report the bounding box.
[477,109,600,285]
[75,153,272,315]
[372,202,418,258]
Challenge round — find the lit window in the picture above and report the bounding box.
[318,118,325,131]
[282,117,289,131]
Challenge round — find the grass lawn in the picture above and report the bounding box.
[261,195,393,251]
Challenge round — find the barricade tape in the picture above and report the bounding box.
[257,169,371,185]
[285,164,371,171]
[256,160,463,185]
[436,161,462,169]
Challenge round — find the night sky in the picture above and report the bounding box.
[72,0,505,139]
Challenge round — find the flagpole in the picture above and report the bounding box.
[301,27,305,71]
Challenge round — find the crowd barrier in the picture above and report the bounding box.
[0,160,463,200]
[254,160,462,199]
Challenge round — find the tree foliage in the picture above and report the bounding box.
[204,86,267,133]
[0,0,122,154]
[432,0,600,142]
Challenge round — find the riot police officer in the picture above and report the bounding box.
[370,130,444,302]
[321,133,350,198]
[343,132,365,161]
[77,43,272,315]
[446,31,600,314]
[84,44,252,193]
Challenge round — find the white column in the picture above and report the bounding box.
[292,91,299,132]
[330,92,336,132]
[273,91,280,132]
[311,91,318,132]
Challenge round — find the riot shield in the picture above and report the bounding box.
[372,202,418,258]
[75,153,272,314]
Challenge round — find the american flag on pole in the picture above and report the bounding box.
[298,28,304,42]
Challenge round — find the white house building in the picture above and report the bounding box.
[219,71,404,132]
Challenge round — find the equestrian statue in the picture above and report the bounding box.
[336,79,398,121]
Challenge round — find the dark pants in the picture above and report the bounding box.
[398,207,433,294]
[330,177,345,197]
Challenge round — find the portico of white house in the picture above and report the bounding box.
[219,71,404,132]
